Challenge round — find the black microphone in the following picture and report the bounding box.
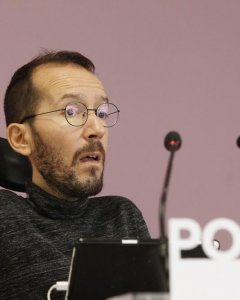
[236,136,240,148]
[159,131,181,292]
[160,131,181,241]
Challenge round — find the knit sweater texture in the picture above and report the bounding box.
[0,183,150,300]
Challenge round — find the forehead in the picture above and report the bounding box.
[32,63,107,108]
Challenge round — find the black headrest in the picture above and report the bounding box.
[0,137,32,192]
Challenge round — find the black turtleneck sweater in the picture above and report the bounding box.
[0,183,150,300]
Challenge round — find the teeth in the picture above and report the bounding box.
[80,153,99,161]
[84,155,98,160]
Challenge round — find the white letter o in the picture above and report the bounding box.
[202,218,240,260]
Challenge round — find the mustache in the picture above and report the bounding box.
[71,141,105,166]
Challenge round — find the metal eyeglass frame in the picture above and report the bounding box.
[20,102,120,128]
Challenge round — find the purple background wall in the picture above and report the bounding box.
[1,0,240,246]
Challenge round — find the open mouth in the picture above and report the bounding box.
[79,152,101,163]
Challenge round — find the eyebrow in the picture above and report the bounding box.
[59,93,109,104]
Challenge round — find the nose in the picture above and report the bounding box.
[81,112,106,141]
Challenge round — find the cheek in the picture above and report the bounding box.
[103,131,109,151]
[59,139,76,158]
[47,132,75,158]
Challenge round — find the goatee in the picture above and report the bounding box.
[31,128,105,200]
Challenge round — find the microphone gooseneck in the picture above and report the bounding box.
[160,131,181,241]
[159,131,182,292]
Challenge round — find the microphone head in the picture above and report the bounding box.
[164,131,182,152]
[237,137,240,148]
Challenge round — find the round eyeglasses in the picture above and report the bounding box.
[20,102,120,128]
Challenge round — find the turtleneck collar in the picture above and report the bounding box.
[25,182,89,220]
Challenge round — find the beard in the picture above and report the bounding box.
[31,128,105,200]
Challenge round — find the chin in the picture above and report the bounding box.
[80,165,102,178]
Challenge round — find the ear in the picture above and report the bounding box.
[7,123,33,156]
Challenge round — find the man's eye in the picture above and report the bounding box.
[97,107,109,119]
[66,106,79,117]
[66,109,75,116]
[99,111,107,118]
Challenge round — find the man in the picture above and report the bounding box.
[1,51,150,299]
